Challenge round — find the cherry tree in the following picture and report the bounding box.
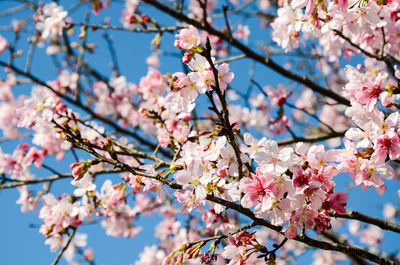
[0,0,400,264]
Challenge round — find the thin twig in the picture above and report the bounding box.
[0,169,122,189]
[336,211,400,234]
[50,228,77,265]
[69,23,182,33]
[277,131,345,146]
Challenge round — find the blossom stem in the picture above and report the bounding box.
[69,23,182,33]
[50,227,77,265]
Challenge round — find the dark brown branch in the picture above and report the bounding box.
[70,23,182,33]
[24,34,37,73]
[322,230,371,265]
[0,169,122,189]
[215,53,246,64]
[202,43,246,178]
[336,211,400,234]
[277,131,345,146]
[211,0,256,18]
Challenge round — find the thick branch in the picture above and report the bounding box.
[337,211,400,234]
[277,131,346,146]
[322,230,371,265]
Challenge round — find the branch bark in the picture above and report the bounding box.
[336,211,400,234]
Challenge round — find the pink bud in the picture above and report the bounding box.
[70,162,89,181]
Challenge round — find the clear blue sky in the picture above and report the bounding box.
[0,1,399,265]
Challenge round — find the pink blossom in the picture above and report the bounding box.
[312,250,346,265]
[395,65,400,80]
[307,144,338,170]
[324,192,348,215]
[240,133,267,159]
[258,0,270,10]
[383,203,397,222]
[136,245,165,265]
[24,147,45,168]
[344,65,387,111]
[371,130,400,164]
[240,172,274,209]
[0,35,7,54]
[217,145,239,177]
[174,25,201,50]
[216,63,234,91]
[283,224,298,239]
[360,225,383,246]
[174,159,208,200]
[36,3,68,40]
[146,53,160,67]
[271,4,304,51]
[174,189,202,214]
[264,84,292,106]
[356,159,392,195]
[16,186,38,213]
[83,248,95,262]
[70,162,90,181]
[254,139,295,174]
[233,24,250,43]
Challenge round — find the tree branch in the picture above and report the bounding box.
[0,169,122,189]
[277,131,346,146]
[336,211,400,234]
[69,23,182,33]
[50,227,77,265]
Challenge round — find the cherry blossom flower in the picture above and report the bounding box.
[174,159,208,200]
[371,130,400,164]
[383,203,398,222]
[254,139,295,174]
[135,245,166,265]
[233,24,250,43]
[70,162,90,182]
[264,84,292,106]
[0,35,7,54]
[271,4,304,51]
[240,133,267,159]
[216,63,234,91]
[174,25,201,50]
[36,3,68,40]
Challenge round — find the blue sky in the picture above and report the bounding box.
[0,1,399,265]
